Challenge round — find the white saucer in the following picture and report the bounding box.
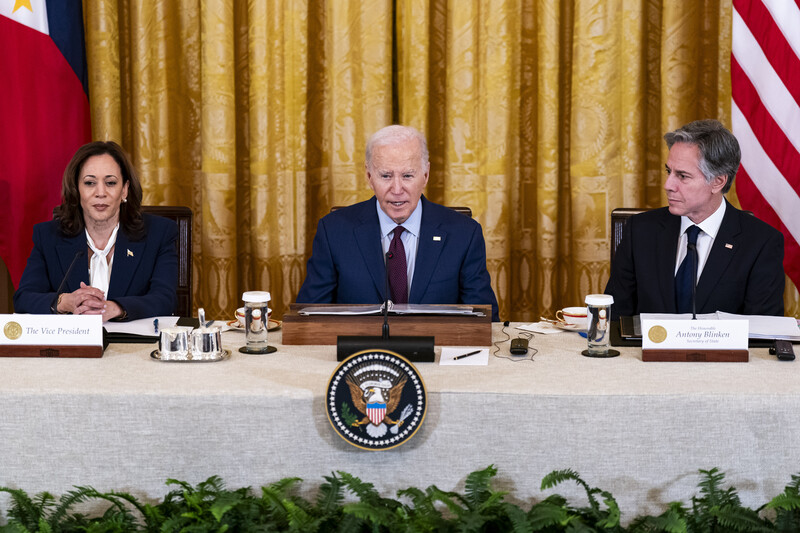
[226,319,281,332]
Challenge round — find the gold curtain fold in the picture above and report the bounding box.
[82,0,799,321]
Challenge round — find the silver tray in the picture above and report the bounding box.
[150,349,231,363]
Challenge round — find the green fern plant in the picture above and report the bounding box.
[5,467,800,532]
[538,468,623,531]
[763,473,800,533]
[0,486,142,533]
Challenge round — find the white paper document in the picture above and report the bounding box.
[439,347,490,365]
[716,312,800,341]
[104,316,180,336]
[298,303,485,316]
[516,322,564,335]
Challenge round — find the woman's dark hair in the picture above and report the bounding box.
[55,141,145,239]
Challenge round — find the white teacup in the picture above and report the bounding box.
[556,306,588,329]
[235,307,272,328]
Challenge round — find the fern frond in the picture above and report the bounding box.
[0,487,45,529]
[426,486,470,517]
[627,507,688,533]
[314,473,346,513]
[527,501,569,530]
[164,478,194,492]
[46,485,99,527]
[337,471,379,503]
[714,504,773,532]
[397,486,440,519]
[765,485,800,511]
[463,465,497,507]
[540,469,602,513]
[260,484,289,508]
[342,501,396,527]
[283,498,320,531]
[540,469,583,491]
[595,490,621,529]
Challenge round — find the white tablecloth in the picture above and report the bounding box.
[1,323,798,520]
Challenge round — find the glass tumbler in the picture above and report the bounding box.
[584,294,618,357]
[240,291,272,354]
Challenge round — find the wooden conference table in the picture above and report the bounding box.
[1,323,798,520]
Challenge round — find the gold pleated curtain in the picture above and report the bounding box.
[83,0,799,321]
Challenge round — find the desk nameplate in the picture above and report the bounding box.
[282,304,492,346]
[0,314,103,358]
[641,318,749,363]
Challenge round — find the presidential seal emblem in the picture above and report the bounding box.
[326,349,426,450]
[4,321,22,341]
[648,325,668,344]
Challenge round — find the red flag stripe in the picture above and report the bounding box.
[737,168,800,286]
[732,103,800,245]
[732,0,800,292]
[732,8,800,151]
[731,58,800,191]
[733,0,800,107]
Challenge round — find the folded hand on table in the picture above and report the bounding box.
[57,282,124,321]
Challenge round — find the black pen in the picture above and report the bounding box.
[454,350,481,361]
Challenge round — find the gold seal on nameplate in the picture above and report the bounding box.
[648,325,667,344]
[4,321,22,341]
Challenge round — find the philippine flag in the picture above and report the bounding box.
[0,0,91,288]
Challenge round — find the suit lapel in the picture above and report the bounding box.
[56,234,89,293]
[695,202,740,311]
[656,212,681,313]
[409,199,446,302]
[107,230,144,299]
[353,206,386,300]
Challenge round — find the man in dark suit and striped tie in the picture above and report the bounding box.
[297,125,499,321]
[605,119,784,319]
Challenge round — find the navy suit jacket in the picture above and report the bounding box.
[14,214,178,320]
[605,201,785,319]
[296,196,499,321]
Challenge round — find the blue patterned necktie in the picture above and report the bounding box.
[675,225,701,314]
[387,226,408,304]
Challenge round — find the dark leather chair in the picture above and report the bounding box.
[331,206,472,218]
[610,208,645,262]
[142,206,192,317]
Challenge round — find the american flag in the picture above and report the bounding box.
[731,0,800,293]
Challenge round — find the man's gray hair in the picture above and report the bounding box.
[664,119,740,194]
[366,125,429,168]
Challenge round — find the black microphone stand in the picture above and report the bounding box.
[689,242,697,320]
[383,251,391,340]
[335,249,435,362]
[51,250,83,313]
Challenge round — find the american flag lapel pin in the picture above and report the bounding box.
[127,249,134,257]
[725,243,733,249]
[433,236,441,241]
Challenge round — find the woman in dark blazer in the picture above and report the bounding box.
[14,141,177,321]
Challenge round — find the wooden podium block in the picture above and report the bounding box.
[642,349,748,362]
[0,345,103,358]
[282,304,492,346]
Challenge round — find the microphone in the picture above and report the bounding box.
[51,250,84,313]
[688,242,697,320]
[337,251,435,362]
[382,251,391,340]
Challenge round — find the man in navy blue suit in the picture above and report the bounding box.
[296,125,499,321]
[605,119,784,319]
